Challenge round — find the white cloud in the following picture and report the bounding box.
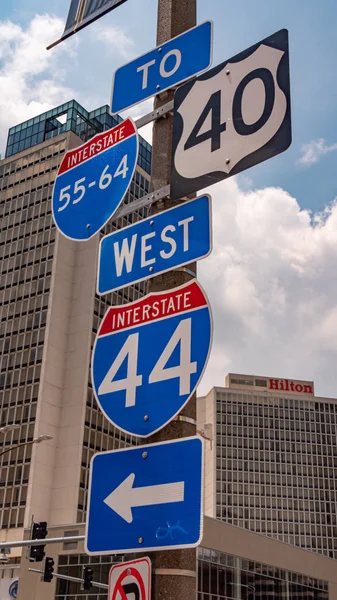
[198,178,337,398]
[94,24,135,59]
[3,15,337,402]
[0,14,77,155]
[298,138,337,166]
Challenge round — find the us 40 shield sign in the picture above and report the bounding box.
[171,29,291,199]
[91,280,212,437]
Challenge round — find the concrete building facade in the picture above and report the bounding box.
[0,100,151,555]
[198,373,337,560]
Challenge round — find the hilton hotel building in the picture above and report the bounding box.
[198,374,337,559]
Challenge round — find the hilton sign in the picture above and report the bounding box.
[268,378,313,395]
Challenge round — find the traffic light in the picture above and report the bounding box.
[43,557,54,583]
[29,521,48,562]
[83,567,94,591]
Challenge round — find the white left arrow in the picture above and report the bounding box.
[103,473,185,523]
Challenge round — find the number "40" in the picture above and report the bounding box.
[184,69,276,153]
[98,318,197,408]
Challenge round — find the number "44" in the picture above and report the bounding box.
[98,318,197,407]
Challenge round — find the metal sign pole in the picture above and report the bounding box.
[0,535,84,549]
[148,1,197,599]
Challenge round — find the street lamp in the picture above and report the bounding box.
[34,435,53,444]
[0,425,20,434]
[0,434,53,457]
[229,582,256,599]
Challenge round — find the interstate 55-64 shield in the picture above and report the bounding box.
[52,118,138,241]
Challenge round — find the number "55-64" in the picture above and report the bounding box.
[58,154,128,212]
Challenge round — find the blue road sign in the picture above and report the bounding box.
[111,21,213,114]
[52,118,138,241]
[97,194,212,295]
[91,280,212,437]
[85,436,204,555]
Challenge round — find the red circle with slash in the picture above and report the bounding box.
[109,558,151,600]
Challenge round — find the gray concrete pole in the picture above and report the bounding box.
[148,1,197,600]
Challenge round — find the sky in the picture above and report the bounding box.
[2,0,337,398]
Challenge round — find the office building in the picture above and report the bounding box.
[198,373,337,560]
[0,99,151,546]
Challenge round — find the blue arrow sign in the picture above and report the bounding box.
[85,436,204,555]
[52,118,138,241]
[91,280,212,437]
[111,21,213,114]
[97,194,212,294]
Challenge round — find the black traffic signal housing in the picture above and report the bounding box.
[83,567,94,591]
[43,557,55,583]
[29,521,48,562]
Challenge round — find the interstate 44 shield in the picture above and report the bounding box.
[91,280,212,437]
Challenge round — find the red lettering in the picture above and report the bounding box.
[268,378,313,395]
[269,379,279,390]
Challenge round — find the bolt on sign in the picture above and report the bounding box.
[85,437,204,554]
[111,21,213,114]
[91,280,212,437]
[52,119,138,241]
[109,558,151,600]
[171,29,291,199]
[97,195,212,294]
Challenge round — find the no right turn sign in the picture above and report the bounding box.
[109,558,151,600]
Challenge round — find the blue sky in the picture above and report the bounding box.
[2,0,337,397]
[2,0,337,211]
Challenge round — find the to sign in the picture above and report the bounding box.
[97,194,212,294]
[85,437,204,554]
[111,21,213,114]
[171,29,291,199]
[52,118,138,240]
[91,280,212,437]
[109,558,151,600]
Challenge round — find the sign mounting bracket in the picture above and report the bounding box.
[135,100,174,129]
[113,184,170,220]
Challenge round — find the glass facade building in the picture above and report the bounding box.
[198,374,337,561]
[5,100,151,175]
[0,100,151,537]
[54,548,329,600]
